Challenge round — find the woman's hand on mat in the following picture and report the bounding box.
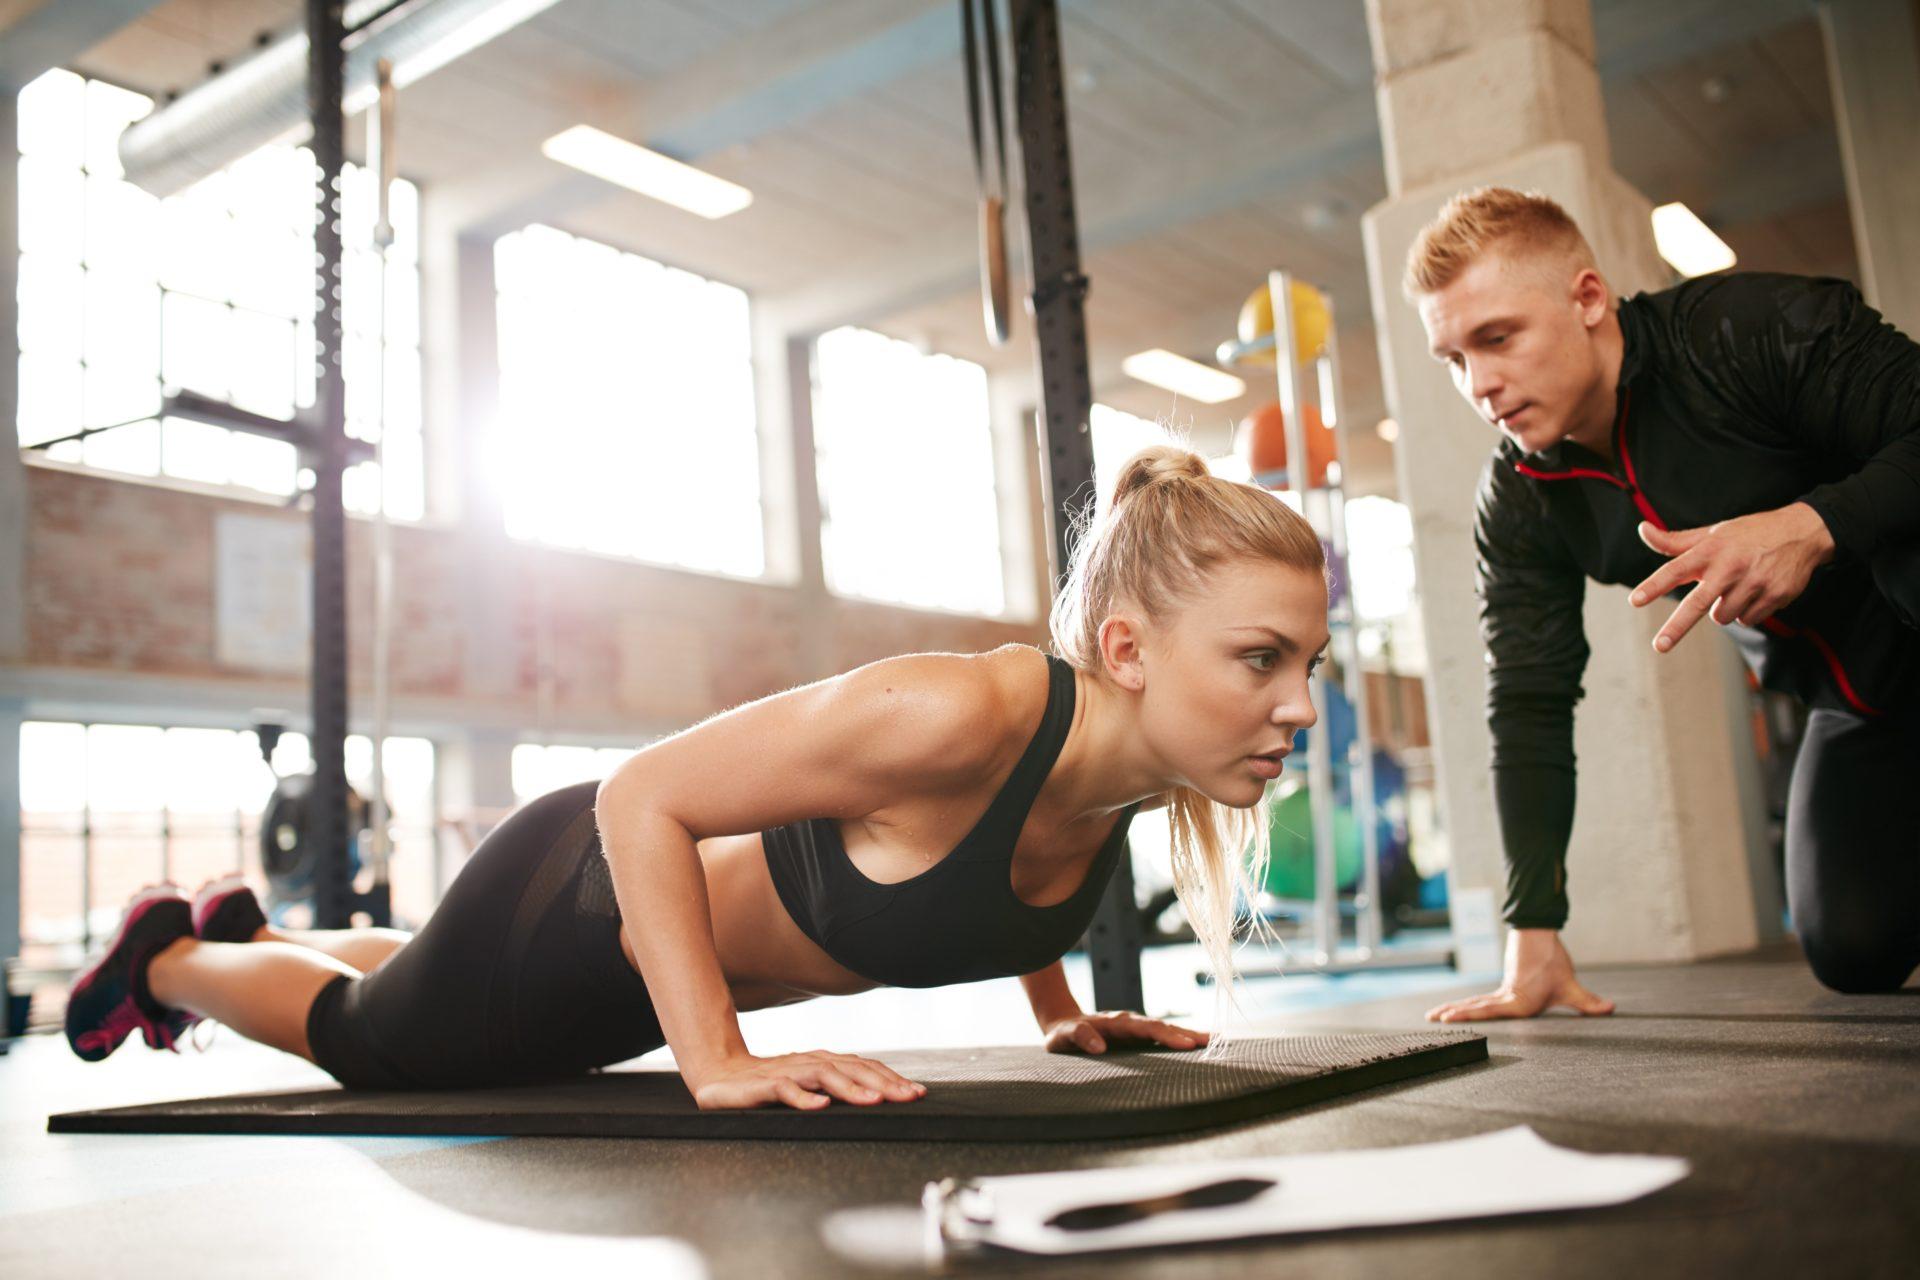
[1043,1011,1210,1054]
[687,1050,928,1111]
[1424,928,1615,1023]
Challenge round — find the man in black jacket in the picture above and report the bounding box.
[1405,187,1918,1020]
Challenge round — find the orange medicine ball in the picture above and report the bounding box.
[1237,400,1337,488]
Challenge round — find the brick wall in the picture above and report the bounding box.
[20,464,1045,732]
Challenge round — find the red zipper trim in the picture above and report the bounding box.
[1513,388,1882,717]
[1758,618,1882,716]
[1514,462,1621,485]
[1610,391,1667,530]
[1512,390,1669,529]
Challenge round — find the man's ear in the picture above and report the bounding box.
[1096,614,1147,692]
[1571,266,1610,326]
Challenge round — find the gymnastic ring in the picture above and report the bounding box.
[980,194,1011,347]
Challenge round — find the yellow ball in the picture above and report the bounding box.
[1237,280,1330,368]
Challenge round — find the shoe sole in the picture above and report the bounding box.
[66,884,189,1061]
[192,875,261,939]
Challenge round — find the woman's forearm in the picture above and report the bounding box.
[594,783,749,1083]
[1020,960,1084,1029]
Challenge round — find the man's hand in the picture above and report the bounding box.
[1043,1011,1209,1054]
[1424,928,1615,1023]
[1630,502,1836,652]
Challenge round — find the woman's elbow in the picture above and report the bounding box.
[595,756,655,827]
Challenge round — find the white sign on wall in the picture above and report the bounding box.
[215,512,311,674]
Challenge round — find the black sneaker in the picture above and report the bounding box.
[64,884,195,1061]
[192,875,269,944]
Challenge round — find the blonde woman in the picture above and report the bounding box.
[66,446,1329,1111]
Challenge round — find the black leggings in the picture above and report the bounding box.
[1786,709,1920,993]
[304,781,664,1089]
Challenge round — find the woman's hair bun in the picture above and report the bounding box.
[1110,444,1210,506]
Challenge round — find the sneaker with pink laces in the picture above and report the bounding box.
[191,875,269,944]
[64,884,196,1061]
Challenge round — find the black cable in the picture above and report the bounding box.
[960,0,986,190]
[980,0,1007,202]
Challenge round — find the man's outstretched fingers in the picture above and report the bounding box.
[1656,580,1718,651]
[1434,997,1525,1023]
[1637,521,1708,560]
[1714,580,1765,627]
[1424,996,1486,1021]
[1425,993,1505,1021]
[1631,543,1703,603]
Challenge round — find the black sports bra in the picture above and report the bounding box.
[761,653,1138,988]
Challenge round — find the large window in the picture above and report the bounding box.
[18,722,438,966]
[1345,495,1417,621]
[14,68,423,518]
[492,224,764,576]
[511,742,639,806]
[812,326,1003,615]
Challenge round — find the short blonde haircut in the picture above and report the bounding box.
[1404,186,1595,298]
[1050,444,1325,1004]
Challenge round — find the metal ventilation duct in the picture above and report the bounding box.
[118,0,562,198]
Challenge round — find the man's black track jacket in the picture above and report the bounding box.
[1472,272,1920,929]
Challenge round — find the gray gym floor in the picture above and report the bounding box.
[3,943,1914,1279]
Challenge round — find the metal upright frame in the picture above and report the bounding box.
[306,0,354,930]
[306,0,392,928]
[1005,0,1143,1012]
[1229,273,1449,977]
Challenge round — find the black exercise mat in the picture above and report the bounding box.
[48,1031,1485,1141]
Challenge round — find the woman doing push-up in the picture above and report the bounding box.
[64,446,1329,1111]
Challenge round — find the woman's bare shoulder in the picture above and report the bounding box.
[827,643,1047,780]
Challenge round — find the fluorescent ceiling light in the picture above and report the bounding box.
[1120,349,1246,404]
[1651,202,1735,277]
[542,125,753,219]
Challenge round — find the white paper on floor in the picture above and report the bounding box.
[928,1126,1689,1256]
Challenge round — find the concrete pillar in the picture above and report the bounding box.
[418,218,519,706]
[433,728,517,896]
[417,209,527,893]
[986,376,1046,625]
[1,90,24,667]
[764,325,833,680]
[1361,0,1764,964]
[1,91,22,966]
[0,697,20,967]
[1820,0,1920,336]
[750,311,806,591]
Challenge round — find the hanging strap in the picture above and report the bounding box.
[961,0,1012,346]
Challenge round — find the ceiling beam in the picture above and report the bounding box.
[436,0,951,236]
[763,93,1381,338]
[448,0,1826,335]
[1698,127,1847,228]
[646,0,953,158]
[1591,0,1817,80]
[759,0,1823,339]
[0,0,167,91]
